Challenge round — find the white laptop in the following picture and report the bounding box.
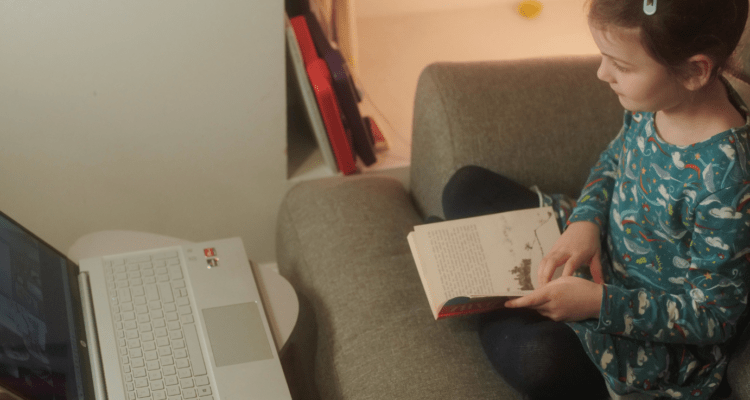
[0,210,292,400]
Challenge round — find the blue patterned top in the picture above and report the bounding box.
[547,79,750,399]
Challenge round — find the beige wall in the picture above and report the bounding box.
[356,0,572,18]
[0,0,286,263]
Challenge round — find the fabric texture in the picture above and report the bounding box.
[276,176,519,399]
[565,79,750,399]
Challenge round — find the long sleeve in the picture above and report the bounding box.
[568,111,632,232]
[595,184,750,344]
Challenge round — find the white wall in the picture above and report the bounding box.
[0,0,286,263]
[356,0,571,18]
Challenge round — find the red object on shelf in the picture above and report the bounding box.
[290,15,357,175]
[306,59,356,175]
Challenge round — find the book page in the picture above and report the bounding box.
[424,225,493,299]
[412,207,561,307]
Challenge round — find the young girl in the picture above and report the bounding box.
[441,0,750,398]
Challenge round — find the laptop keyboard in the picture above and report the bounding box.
[104,251,214,400]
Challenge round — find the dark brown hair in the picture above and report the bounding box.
[587,0,748,81]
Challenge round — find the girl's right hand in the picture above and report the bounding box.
[537,221,604,286]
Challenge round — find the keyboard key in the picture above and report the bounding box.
[165,375,179,387]
[128,255,151,263]
[194,376,209,387]
[163,365,177,376]
[158,283,174,303]
[147,361,160,371]
[182,388,197,399]
[145,351,158,361]
[118,288,132,302]
[146,284,160,301]
[183,324,207,376]
[136,388,151,398]
[197,387,212,396]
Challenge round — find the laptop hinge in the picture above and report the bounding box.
[79,272,109,400]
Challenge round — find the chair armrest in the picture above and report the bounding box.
[409,56,623,219]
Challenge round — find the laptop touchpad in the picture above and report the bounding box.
[201,302,274,366]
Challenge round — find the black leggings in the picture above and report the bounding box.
[442,166,610,400]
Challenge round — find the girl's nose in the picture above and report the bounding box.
[597,60,612,83]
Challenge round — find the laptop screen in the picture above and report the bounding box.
[0,212,94,400]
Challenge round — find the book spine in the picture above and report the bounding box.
[437,298,508,319]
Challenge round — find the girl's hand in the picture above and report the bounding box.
[505,276,603,322]
[538,221,604,286]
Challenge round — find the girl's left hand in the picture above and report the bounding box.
[505,276,603,322]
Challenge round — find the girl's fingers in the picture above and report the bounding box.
[590,253,604,284]
[538,253,565,286]
[506,289,546,308]
[561,256,584,277]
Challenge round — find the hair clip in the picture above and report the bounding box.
[643,0,656,15]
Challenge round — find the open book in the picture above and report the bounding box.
[407,207,562,319]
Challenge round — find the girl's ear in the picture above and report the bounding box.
[682,54,715,91]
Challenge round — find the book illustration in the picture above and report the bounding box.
[491,208,557,293]
[512,258,534,291]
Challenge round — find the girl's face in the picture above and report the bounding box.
[588,23,689,113]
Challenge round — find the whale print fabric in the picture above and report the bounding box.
[549,79,750,399]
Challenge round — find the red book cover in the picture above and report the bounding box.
[290,16,318,67]
[306,59,356,175]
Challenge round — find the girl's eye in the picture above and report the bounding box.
[613,62,628,72]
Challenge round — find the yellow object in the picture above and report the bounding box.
[517,0,544,19]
